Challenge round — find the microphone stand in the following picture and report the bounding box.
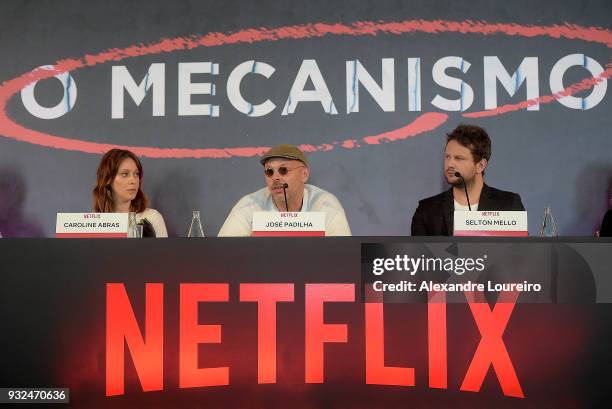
[454,172,471,211]
[282,183,289,211]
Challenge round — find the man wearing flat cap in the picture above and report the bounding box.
[218,144,351,236]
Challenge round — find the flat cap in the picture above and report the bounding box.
[260,144,308,166]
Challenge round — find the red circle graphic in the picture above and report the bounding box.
[0,19,610,158]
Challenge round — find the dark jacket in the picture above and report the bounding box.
[411,184,525,236]
[601,209,612,237]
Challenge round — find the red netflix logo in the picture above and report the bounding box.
[105,283,524,398]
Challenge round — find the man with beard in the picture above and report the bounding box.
[218,144,351,236]
[411,124,524,236]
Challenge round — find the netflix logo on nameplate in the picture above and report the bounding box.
[252,212,325,236]
[55,213,128,238]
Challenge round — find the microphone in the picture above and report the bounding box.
[454,172,471,211]
[282,183,289,212]
[103,185,112,212]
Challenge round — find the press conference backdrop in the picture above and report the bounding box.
[0,0,610,237]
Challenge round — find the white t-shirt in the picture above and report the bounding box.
[454,200,479,211]
[137,208,168,238]
[218,184,351,237]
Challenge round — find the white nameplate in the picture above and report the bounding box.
[454,211,528,237]
[252,212,325,237]
[56,213,128,238]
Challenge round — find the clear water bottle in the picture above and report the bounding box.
[188,210,205,237]
[539,206,558,237]
[127,211,141,238]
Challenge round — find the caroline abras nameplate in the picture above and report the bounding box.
[454,211,528,237]
[56,213,129,238]
[252,212,325,236]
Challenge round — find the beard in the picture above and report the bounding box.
[449,178,464,187]
[446,170,474,187]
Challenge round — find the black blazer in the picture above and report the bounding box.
[411,184,525,236]
[601,209,612,237]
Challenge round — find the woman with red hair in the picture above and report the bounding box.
[93,149,167,237]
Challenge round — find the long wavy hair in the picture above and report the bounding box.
[93,149,148,213]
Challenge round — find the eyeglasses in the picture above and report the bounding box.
[264,165,305,177]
